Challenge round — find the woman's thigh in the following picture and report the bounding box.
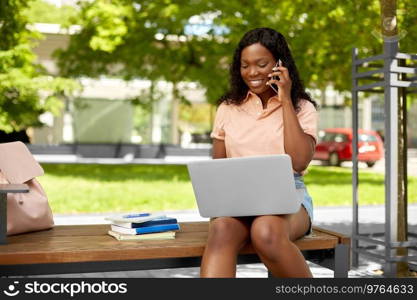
[251,207,310,242]
[286,206,311,241]
[208,216,252,246]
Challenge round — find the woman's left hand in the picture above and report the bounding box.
[267,61,292,103]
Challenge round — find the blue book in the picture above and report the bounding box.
[105,212,165,223]
[111,223,180,235]
[113,217,178,229]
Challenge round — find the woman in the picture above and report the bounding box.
[200,28,318,278]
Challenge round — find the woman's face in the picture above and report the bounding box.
[240,43,277,99]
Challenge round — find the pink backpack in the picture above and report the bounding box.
[0,141,54,235]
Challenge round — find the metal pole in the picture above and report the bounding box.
[351,47,360,267]
[383,40,399,277]
[0,184,29,245]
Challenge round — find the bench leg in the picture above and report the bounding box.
[334,244,350,278]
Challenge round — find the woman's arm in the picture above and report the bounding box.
[268,63,315,172]
[212,139,227,159]
[281,100,315,173]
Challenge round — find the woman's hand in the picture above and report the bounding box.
[267,60,292,103]
[267,61,313,172]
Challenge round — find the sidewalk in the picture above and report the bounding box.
[41,205,417,278]
[34,152,417,176]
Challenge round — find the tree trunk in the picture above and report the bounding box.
[379,0,409,277]
[380,0,398,38]
[397,58,408,276]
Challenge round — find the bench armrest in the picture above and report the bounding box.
[0,184,30,193]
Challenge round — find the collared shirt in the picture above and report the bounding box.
[210,91,318,160]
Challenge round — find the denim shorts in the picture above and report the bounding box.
[294,174,314,235]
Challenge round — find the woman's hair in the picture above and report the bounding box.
[219,27,317,109]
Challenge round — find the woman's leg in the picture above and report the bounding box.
[250,207,313,277]
[200,217,251,277]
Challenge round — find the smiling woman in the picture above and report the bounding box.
[240,44,278,102]
[219,28,316,111]
[201,28,321,278]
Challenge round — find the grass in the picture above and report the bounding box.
[39,164,195,214]
[304,166,417,206]
[38,163,417,214]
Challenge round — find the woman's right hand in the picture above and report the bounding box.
[267,60,292,104]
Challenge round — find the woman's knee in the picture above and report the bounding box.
[207,217,249,249]
[250,216,290,254]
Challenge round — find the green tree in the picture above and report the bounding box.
[0,0,79,133]
[57,0,417,100]
[56,0,231,104]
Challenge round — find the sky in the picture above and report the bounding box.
[44,0,78,7]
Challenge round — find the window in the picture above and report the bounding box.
[359,134,377,142]
[334,134,348,143]
[322,132,335,142]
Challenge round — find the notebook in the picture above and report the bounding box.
[187,154,301,218]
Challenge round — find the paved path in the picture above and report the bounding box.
[314,157,417,177]
[309,148,417,176]
[34,149,417,176]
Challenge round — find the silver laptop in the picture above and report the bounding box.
[187,154,301,218]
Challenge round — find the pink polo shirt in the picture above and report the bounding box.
[210,92,318,161]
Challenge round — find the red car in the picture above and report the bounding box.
[313,128,384,167]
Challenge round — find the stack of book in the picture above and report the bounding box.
[105,213,180,241]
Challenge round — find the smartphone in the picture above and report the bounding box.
[269,60,281,93]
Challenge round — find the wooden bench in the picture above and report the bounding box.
[0,186,351,278]
[0,223,350,277]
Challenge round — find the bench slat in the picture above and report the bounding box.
[0,222,342,265]
[312,226,350,245]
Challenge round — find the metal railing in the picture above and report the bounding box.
[351,41,417,277]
